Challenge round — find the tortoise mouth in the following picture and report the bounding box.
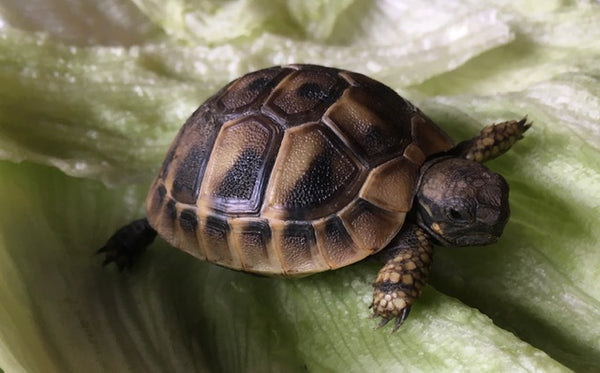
[421,223,499,247]
[452,232,498,246]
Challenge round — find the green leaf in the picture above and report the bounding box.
[1,0,599,372]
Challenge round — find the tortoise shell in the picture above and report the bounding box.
[145,64,454,276]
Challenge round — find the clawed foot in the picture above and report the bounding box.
[456,116,532,163]
[370,303,411,332]
[370,225,432,331]
[370,278,416,332]
[97,218,157,270]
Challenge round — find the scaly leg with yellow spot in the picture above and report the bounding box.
[371,225,432,331]
[371,117,530,330]
[453,117,531,163]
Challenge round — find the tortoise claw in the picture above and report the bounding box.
[376,317,391,328]
[372,306,411,332]
[392,307,411,332]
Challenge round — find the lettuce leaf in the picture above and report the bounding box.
[1,0,599,372]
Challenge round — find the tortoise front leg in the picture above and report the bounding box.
[454,117,531,163]
[371,224,433,331]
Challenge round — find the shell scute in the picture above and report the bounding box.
[360,157,420,213]
[272,221,328,275]
[230,218,275,273]
[198,115,281,214]
[218,66,291,112]
[339,198,406,253]
[175,206,204,259]
[314,216,366,269]
[200,213,237,267]
[324,73,416,166]
[263,122,365,221]
[411,114,454,157]
[164,102,224,205]
[263,67,349,127]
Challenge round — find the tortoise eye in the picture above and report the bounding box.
[448,208,463,220]
[445,203,473,223]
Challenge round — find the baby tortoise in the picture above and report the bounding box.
[99,64,530,330]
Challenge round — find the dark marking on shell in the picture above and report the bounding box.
[219,67,289,111]
[157,184,167,202]
[216,148,264,201]
[244,219,272,241]
[204,115,282,215]
[202,214,233,265]
[324,216,351,243]
[324,84,412,166]
[166,199,177,222]
[264,68,348,126]
[297,82,328,100]
[148,183,167,215]
[171,145,206,205]
[320,216,360,267]
[205,214,230,235]
[179,209,198,232]
[283,126,360,220]
[286,150,335,216]
[248,77,271,91]
[159,148,176,179]
[283,222,316,246]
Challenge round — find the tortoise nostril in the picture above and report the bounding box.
[476,207,501,225]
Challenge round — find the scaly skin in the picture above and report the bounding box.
[371,225,432,331]
[456,117,531,163]
[371,118,531,330]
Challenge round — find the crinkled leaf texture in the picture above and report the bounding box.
[0,1,599,372]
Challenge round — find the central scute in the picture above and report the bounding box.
[262,121,365,220]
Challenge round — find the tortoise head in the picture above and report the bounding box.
[415,157,510,247]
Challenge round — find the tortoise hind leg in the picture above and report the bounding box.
[454,117,531,163]
[371,224,433,331]
[97,218,156,270]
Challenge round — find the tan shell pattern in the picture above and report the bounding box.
[145,64,454,276]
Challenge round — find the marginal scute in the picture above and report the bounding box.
[147,182,167,216]
[272,221,328,275]
[263,122,364,220]
[200,213,237,267]
[199,115,281,214]
[166,199,177,222]
[314,216,368,269]
[179,208,198,232]
[228,218,278,273]
[360,157,419,213]
[175,207,204,259]
[340,199,406,253]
